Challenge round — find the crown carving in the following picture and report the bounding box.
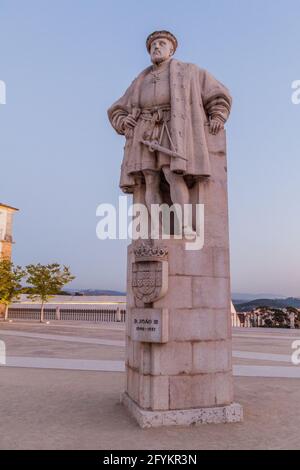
[134,243,168,262]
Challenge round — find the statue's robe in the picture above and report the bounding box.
[108,59,232,192]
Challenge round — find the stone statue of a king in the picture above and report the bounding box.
[107,31,243,428]
[108,30,232,237]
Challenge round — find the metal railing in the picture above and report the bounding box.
[7,307,126,323]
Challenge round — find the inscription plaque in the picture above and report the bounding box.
[130,308,169,343]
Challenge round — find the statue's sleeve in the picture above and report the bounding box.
[109,109,128,135]
[199,68,232,124]
[107,79,137,135]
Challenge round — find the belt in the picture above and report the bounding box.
[140,105,171,123]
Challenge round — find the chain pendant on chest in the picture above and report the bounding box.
[151,73,161,84]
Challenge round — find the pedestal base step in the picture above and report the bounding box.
[122,393,243,428]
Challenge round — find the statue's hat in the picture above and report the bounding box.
[146,30,178,53]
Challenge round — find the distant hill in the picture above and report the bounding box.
[232,292,286,302]
[234,297,300,312]
[65,289,126,296]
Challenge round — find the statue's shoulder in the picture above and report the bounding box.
[122,66,152,95]
[134,65,152,82]
[171,59,205,76]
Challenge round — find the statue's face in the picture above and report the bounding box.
[149,37,174,64]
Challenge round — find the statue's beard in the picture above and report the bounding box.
[152,55,166,65]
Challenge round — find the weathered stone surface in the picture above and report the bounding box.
[151,342,192,376]
[212,247,230,278]
[154,276,193,309]
[191,373,216,408]
[150,376,169,410]
[140,343,151,375]
[122,393,243,428]
[126,367,140,403]
[216,308,232,339]
[168,240,214,277]
[169,371,234,410]
[215,371,234,405]
[192,340,232,374]
[192,276,230,309]
[169,308,230,342]
[139,374,151,409]
[169,376,192,409]
[126,246,135,309]
[125,337,134,368]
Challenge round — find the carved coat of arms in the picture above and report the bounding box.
[132,243,168,304]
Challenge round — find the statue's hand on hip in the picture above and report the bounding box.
[209,118,223,135]
[123,115,138,130]
[122,114,138,139]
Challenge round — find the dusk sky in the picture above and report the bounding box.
[1,0,300,296]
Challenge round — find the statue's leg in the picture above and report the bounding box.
[162,166,196,238]
[162,166,189,206]
[143,170,162,215]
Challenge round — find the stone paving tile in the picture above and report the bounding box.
[0,323,300,449]
[0,370,299,449]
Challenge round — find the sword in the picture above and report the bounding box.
[140,139,187,161]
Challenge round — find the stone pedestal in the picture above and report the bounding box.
[123,129,243,427]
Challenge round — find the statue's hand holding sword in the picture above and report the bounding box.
[123,107,187,161]
[123,108,140,139]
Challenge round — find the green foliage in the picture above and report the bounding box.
[0,260,25,307]
[25,263,75,304]
[0,261,75,322]
[253,307,298,329]
[261,311,290,328]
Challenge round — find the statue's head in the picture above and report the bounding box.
[146,30,178,64]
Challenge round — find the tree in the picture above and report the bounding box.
[0,260,25,321]
[25,263,75,323]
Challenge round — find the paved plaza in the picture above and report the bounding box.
[0,321,300,449]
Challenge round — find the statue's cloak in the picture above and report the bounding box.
[107,59,232,191]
